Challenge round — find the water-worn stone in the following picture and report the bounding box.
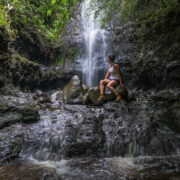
[88,86,128,104]
[102,95,180,157]
[62,75,82,104]
[0,87,179,180]
[81,93,90,105]
[19,90,180,160]
[0,127,24,163]
[59,105,105,158]
[82,84,89,95]
[87,86,100,104]
[0,94,40,129]
[52,91,63,103]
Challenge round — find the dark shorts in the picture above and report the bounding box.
[109,79,120,85]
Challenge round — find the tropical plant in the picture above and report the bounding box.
[90,0,179,27]
[0,0,82,42]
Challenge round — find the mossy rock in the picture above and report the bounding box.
[62,75,82,104]
[88,86,129,105]
[88,87,100,104]
[0,104,40,129]
[82,84,89,95]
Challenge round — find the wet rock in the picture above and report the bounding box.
[0,105,39,129]
[22,105,104,161]
[0,88,179,168]
[51,91,63,103]
[100,90,180,156]
[105,86,129,101]
[81,93,90,105]
[151,89,180,133]
[87,86,100,104]
[59,106,105,158]
[108,156,180,180]
[1,156,180,180]
[0,94,40,129]
[0,162,59,179]
[88,86,128,104]
[62,75,82,104]
[165,101,180,133]
[82,84,89,95]
[0,127,24,163]
[166,60,180,83]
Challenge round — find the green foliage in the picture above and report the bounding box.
[90,0,180,26]
[0,1,16,39]
[0,0,82,42]
[56,46,78,65]
[0,5,8,26]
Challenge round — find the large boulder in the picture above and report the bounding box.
[62,76,129,105]
[87,86,100,104]
[88,86,129,104]
[62,75,82,104]
[82,84,89,95]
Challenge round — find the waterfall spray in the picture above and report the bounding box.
[80,0,111,87]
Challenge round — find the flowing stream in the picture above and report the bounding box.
[0,0,180,179]
[0,89,180,179]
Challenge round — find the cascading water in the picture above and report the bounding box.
[80,0,111,87]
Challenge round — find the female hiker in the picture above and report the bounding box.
[97,54,124,102]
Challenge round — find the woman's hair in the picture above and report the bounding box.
[108,54,116,62]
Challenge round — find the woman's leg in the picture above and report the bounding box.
[107,80,121,101]
[98,79,110,101]
[99,79,110,95]
[107,80,118,95]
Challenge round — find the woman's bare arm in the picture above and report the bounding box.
[105,68,110,79]
[114,64,122,83]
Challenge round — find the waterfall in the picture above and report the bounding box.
[80,0,111,87]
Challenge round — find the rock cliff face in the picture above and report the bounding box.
[60,4,83,68]
[0,6,82,93]
[13,29,58,65]
[111,9,180,90]
[0,52,77,92]
[59,3,180,91]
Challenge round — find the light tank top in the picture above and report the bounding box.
[109,65,119,80]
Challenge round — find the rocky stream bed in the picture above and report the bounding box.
[0,84,180,180]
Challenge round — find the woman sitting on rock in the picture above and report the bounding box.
[97,54,124,102]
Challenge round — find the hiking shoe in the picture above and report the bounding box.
[115,95,122,102]
[97,94,105,102]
